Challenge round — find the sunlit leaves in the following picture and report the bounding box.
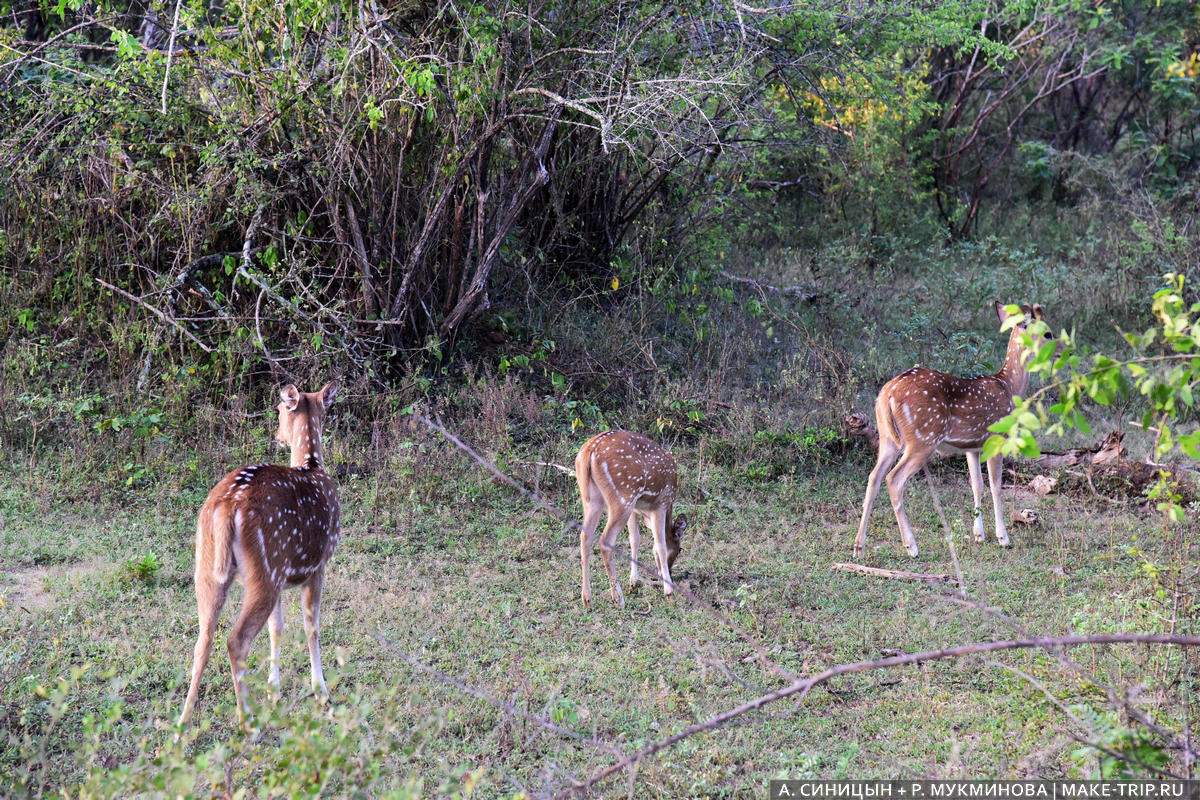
[1018,273,1199,522]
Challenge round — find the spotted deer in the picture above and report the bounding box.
[854,303,1048,558]
[576,430,687,608]
[177,381,341,731]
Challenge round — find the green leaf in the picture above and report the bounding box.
[1178,431,1200,460]
[988,415,1015,434]
[981,435,1004,461]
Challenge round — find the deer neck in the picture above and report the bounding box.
[289,419,325,470]
[994,328,1031,399]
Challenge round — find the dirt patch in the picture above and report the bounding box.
[0,560,107,613]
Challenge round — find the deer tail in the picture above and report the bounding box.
[875,392,903,451]
[574,441,593,501]
[197,502,236,585]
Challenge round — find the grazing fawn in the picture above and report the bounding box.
[576,430,687,608]
[855,303,1048,558]
[178,381,341,731]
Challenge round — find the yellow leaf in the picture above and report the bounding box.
[611,276,619,290]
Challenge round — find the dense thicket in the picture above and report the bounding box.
[0,0,1197,413]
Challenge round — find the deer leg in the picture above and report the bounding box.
[177,574,230,731]
[854,438,900,557]
[885,446,932,558]
[578,494,603,608]
[626,514,641,589]
[965,451,987,543]
[300,568,329,698]
[986,454,1010,546]
[226,585,279,725]
[599,507,633,608]
[266,597,284,698]
[647,507,675,597]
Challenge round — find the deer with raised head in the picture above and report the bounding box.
[177,381,340,732]
[576,430,687,608]
[854,303,1048,558]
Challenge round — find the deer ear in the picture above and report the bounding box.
[1020,303,1033,318]
[1032,304,1044,320]
[994,300,1006,322]
[280,385,301,411]
[320,380,339,406]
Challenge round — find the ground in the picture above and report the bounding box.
[0,436,1196,797]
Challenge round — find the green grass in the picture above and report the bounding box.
[1,431,1196,798]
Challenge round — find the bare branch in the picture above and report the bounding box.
[95,277,212,353]
[564,634,1200,797]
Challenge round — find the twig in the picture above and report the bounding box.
[415,413,578,527]
[831,562,960,585]
[95,277,212,352]
[940,592,1200,764]
[923,467,968,597]
[510,460,574,476]
[1085,468,1130,506]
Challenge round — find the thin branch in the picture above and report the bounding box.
[831,562,960,585]
[161,0,184,114]
[94,277,212,353]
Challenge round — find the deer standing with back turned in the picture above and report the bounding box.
[577,430,687,608]
[177,381,341,732]
[854,303,1049,558]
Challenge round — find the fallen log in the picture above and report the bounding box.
[1013,431,1197,505]
[1024,430,1126,469]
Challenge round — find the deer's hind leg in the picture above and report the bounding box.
[598,504,635,608]
[626,514,642,589]
[300,567,329,698]
[226,582,280,725]
[178,572,232,730]
[854,436,901,557]
[579,483,604,608]
[885,443,934,558]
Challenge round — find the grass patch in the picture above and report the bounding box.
[1,427,1195,796]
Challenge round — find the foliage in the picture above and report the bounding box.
[1068,704,1172,779]
[985,274,1199,520]
[121,551,159,582]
